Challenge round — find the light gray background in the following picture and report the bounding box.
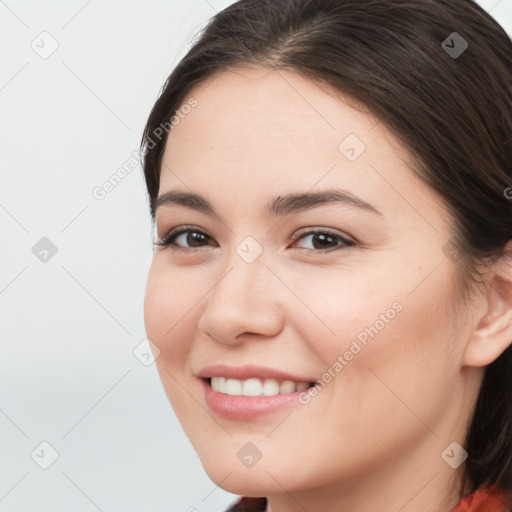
[1,1,511,511]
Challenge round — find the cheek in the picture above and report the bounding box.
[143,262,196,365]
[143,265,200,421]
[300,261,459,405]
[290,266,402,361]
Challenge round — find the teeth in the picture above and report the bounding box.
[210,377,311,396]
[243,378,265,396]
[262,379,280,396]
[296,382,310,392]
[226,378,242,395]
[279,380,296,394]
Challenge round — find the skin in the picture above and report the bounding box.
[143,66,512,512]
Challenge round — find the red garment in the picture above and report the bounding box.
[450,484,509,511]
[224,485,509,511]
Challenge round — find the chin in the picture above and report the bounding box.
[198,455,280,496]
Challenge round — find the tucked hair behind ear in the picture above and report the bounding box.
[141,0,512,504]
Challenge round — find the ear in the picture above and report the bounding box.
[462,242,512,368]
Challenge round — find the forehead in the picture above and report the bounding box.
[157,66,450,232]
[161,66,407,178]
[167,66,383,155]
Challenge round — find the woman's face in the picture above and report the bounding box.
[144,67,480,502]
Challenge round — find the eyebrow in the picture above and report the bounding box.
[154,189,383,218]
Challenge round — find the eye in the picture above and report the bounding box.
[291,228,356,254]
[155,226,356,255]
[155,226,215,252]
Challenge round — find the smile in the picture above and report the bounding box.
[209,377,315,396]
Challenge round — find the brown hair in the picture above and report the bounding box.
[140,0,512,505]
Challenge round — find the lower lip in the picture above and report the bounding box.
[201,378,306,420]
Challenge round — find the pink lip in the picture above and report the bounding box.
[196,364,316,383]
[196,364,317,420]
[200,378,307,420]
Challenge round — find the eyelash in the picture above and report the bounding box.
[154,226,356,255]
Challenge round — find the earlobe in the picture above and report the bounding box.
[462,248,512,368]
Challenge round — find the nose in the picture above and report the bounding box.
[197,252,285,346]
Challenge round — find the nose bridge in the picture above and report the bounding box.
[211,241,270,310]
[198,239,283,341]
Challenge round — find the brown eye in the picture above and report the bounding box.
[292,229,356,254]
[155,227,214,251]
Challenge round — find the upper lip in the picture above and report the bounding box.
[196,364,316,383]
